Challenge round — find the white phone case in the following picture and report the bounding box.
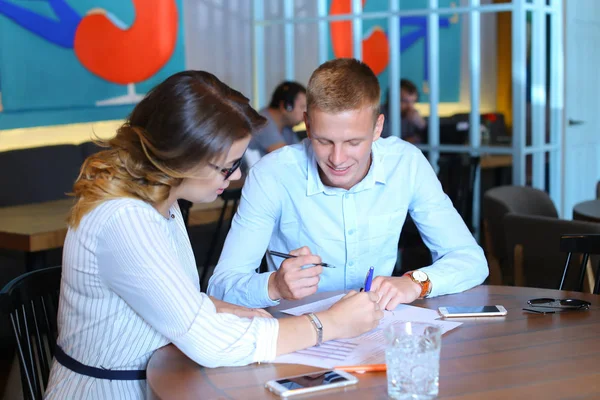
[438,305,507,318]
[265,370,358,398]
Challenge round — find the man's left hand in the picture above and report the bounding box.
[368,276,422,311]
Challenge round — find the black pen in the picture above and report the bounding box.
[268,250,336,268]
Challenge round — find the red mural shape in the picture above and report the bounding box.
[330,0,389,75]
[74,0,178,85]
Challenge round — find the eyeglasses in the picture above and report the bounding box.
[209,157,242,180]
[524,298,591,314]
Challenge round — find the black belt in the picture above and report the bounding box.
[54,346,147,381]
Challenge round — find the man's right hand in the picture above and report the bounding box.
[268,246,323,301]
[406,108,426,129]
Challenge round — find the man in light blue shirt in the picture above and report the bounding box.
[208,58,488,310]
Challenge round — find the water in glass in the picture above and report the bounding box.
[385,322,441,399]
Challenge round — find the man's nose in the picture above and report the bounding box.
[329,145,345,166]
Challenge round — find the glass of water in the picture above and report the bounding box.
[385,321,442,399]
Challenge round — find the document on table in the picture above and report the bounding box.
[273,294,461,369]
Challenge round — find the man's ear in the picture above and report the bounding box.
[373,113,384,141]
[304,112,312,139]
[279,100,287,113]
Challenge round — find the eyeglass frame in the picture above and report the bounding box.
[209,157,243,181]
[526,297,591,309]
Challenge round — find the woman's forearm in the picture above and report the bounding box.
[276,312,337,356]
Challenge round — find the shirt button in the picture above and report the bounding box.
[348,229,355,235]
[344,193,350,199]
[348,261,354,266]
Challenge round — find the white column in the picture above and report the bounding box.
[531,0,547,190]
[511,0,527,185]
[352,0,362,60]
[549,0,564,214]
[252,0,265,109]
[427,0,440,171]
[388,0,401,137]
[284,0,295,80]
[469,0,482,237]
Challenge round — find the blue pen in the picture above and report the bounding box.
[364,266,374,292]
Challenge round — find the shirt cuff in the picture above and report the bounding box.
[252,317,279,363]
[256,271,281,307]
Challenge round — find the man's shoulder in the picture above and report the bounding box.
[251,141,308,175]
[375,136,421,157]
[258,107,272,119]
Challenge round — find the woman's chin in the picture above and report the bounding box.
[183,192,217,204]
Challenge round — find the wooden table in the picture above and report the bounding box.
[573,199,600,223]
[480,154,512,170]
[0,196,236,269]
[146,285,600,399]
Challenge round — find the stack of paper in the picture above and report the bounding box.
[273,294,461,369]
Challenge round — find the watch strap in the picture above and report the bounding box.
[405,271,432,299]
[306,313,323,346]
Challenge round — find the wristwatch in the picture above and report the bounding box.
[405,270,432,298]
[306,313,323,346]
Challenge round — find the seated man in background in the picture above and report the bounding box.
[208,58,488,311]
[381,79,427,144]
[246,81,307,166]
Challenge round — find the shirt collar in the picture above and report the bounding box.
[305,140,387,197]
[306,141,326,196]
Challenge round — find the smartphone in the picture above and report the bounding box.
[265,370,358,397]
[438,305,507,318]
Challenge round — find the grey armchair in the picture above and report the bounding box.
[482,185,558,285]
[503,213,600,291]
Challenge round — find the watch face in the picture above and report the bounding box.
[412,270,428,282]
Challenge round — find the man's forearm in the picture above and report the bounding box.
[208,269,279,308]
[421,246,488,297]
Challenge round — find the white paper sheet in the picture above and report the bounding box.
[280,294,346,316]
[274,295,461,369]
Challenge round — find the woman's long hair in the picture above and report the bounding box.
[69,71,266,228]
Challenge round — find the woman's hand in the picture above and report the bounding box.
[209,296,273,319]
[317,291,383,341]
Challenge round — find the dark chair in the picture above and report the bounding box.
[78,141,105,160]
[397,217,431,275]
[482,185,559,285]
[560,234,600,294]
[0,145,83,207]
[199,187,242,290]
[503,214,600,292]
[398,155,480,275]
[437,154,480,232]
[1,266,62,400]
[178,199,193,228]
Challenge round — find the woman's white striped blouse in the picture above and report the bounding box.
[44,198,278,399]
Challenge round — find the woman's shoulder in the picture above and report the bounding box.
[80,198,163,229]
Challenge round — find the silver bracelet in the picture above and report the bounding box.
[306,313,323,347]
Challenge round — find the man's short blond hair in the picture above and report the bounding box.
[306,58,381,123]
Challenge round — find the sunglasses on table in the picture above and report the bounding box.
[523,298,591,314]
[209,157,243,180]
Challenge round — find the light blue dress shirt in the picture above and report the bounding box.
[208,137,488,308]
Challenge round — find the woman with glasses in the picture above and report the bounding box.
[45,71,383,399]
